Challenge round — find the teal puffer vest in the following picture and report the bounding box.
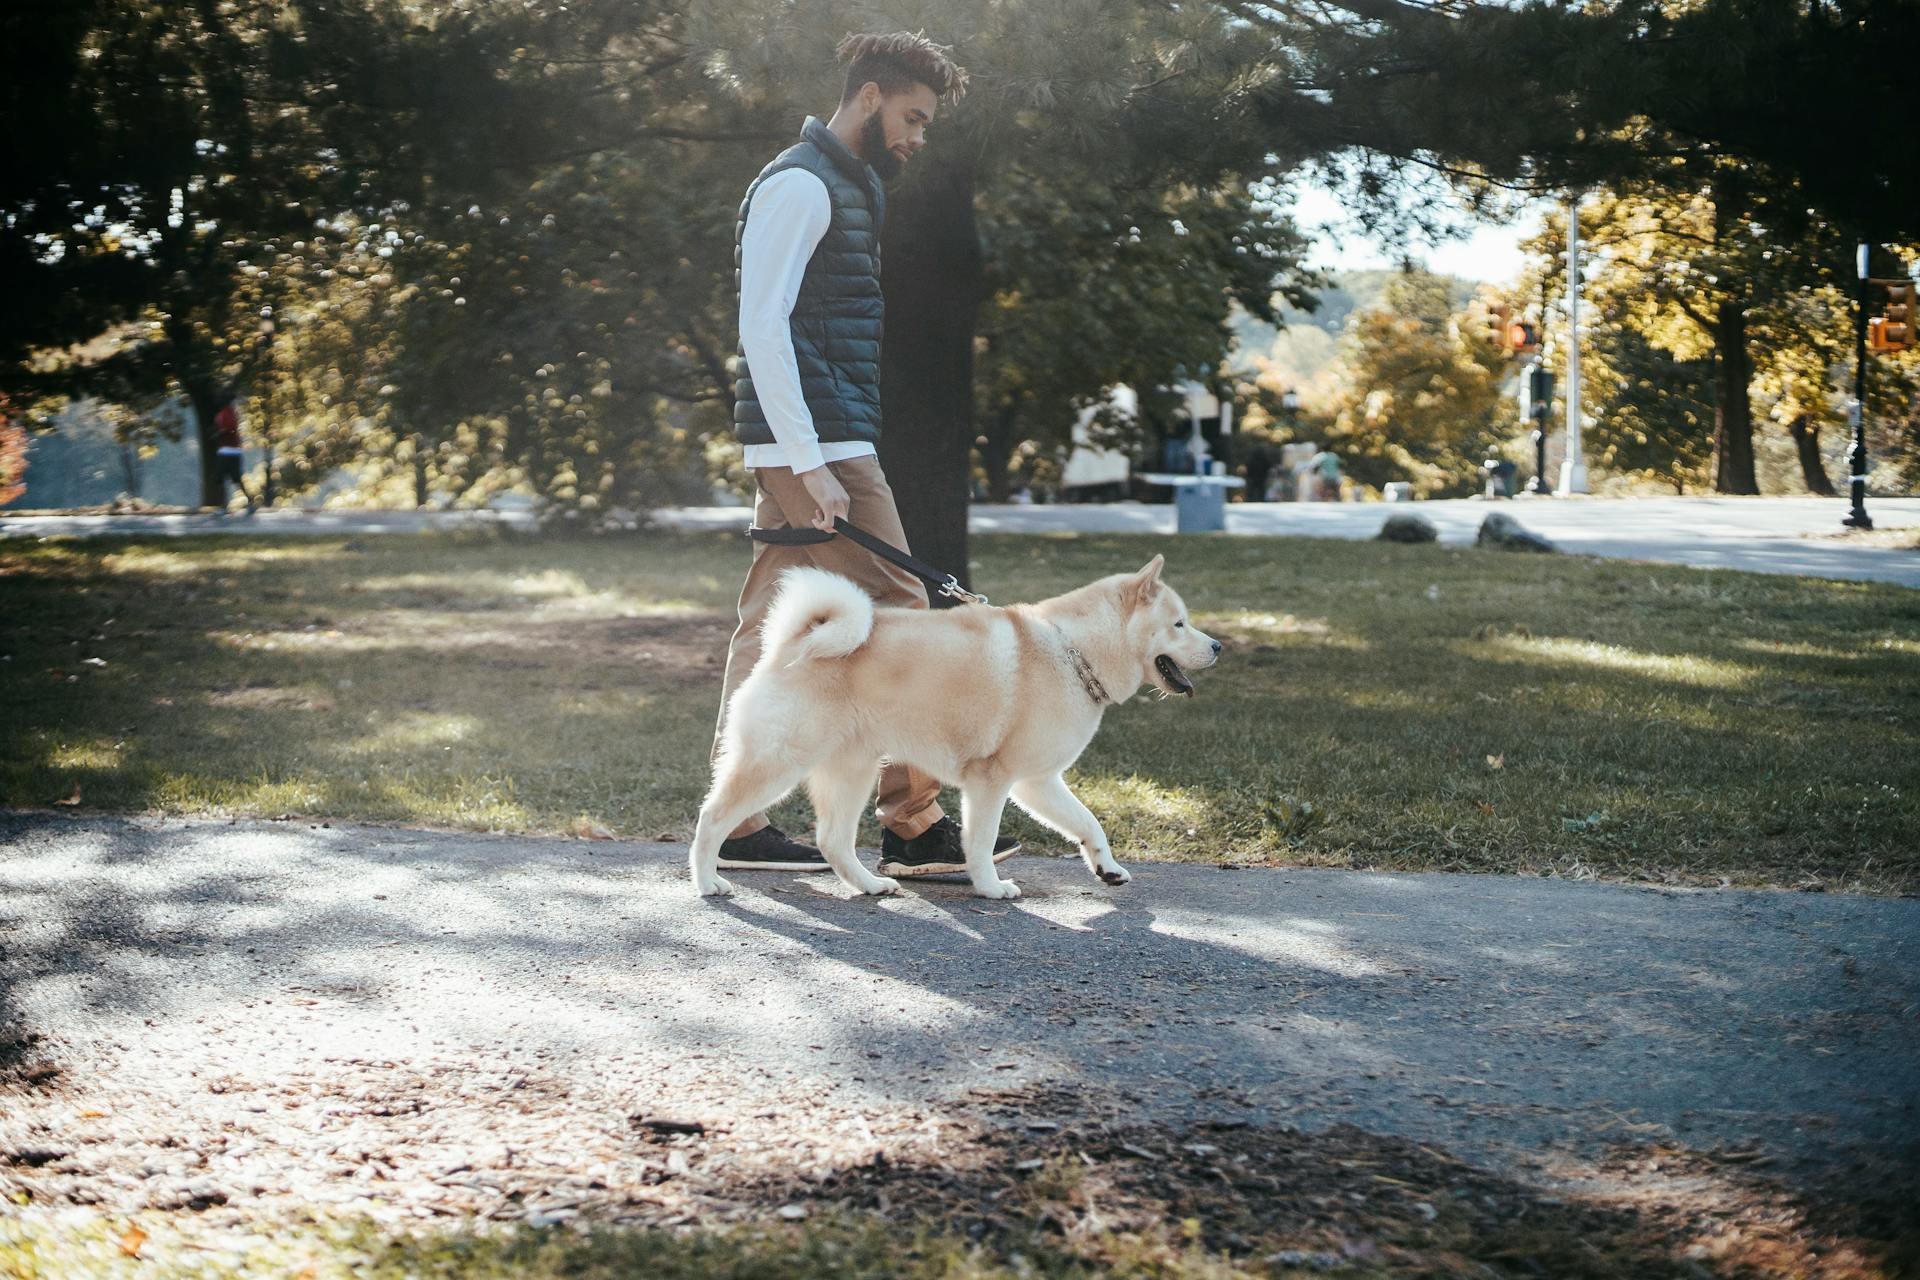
[732,116,886,448]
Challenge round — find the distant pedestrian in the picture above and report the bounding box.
[1309,449,1343,502]
[211,389,255,514]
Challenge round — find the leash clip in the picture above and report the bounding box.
[939,576,989,606]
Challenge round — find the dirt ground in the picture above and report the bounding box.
[3,1049,1914,1277]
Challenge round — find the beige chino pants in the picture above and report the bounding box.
[711,454,946,841]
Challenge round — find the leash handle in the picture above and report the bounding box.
[744,516,989,606]
[743,524,835,545]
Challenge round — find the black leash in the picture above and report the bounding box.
[746,515,989,606]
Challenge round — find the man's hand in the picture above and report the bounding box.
[798,466,850,533]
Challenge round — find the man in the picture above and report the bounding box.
[712,32,1018,879]
[211,389,256,515]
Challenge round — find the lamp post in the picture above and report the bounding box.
[257,312,277,509]
[1556,192,1589,494]
[1844,241,1874,530]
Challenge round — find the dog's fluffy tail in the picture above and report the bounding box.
[761,567,875,665]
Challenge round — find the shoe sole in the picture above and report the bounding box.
[878,840,1022,878]
[716,858,834,872]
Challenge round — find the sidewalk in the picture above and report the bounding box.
[3,811,1914,1195]
[4,496,1917,587]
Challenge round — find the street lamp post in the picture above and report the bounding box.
[1557,192,1589,495]
[1844,241,1874,530]
[258,313,277,509]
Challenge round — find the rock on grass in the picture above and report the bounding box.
[1377,513,1439,544]
[1477,512,1558,553]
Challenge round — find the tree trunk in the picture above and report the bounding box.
[166,317,225,508]
[1786,414,1835,495]
[186,381,224,508]
[1710,305,1759,494]
[412,433,429,507]
[877,149,983,598]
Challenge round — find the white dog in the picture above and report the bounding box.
[690,555,1220,899]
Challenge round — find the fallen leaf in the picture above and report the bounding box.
[52,784,82,807]
[1485,754,1505,770]
[119,1225,147,1257]
[1473,799,1496,814]
[576,821,614,841]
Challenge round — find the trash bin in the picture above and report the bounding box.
[1175,480,1228,533]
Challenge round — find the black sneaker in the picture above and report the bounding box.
[878,816,1021,878]
[716,824,831,872]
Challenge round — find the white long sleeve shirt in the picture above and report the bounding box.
[737,168,879,475]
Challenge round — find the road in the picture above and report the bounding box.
[3,811,1913,1189]
[5,495,1917,586]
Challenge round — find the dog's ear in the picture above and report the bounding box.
[1123,555,1165,611]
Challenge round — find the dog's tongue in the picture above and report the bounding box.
[1156,655,1195,697]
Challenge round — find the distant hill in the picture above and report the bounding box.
[1227,268,1481,391]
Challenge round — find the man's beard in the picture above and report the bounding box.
[860,112,903,180]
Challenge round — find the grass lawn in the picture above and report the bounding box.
[2,529,1916,892]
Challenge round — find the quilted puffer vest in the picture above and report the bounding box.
[732,116,886,448]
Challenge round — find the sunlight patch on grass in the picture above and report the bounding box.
[205,684,337,712]
[1215,610,1368,650]
[1731,638,1875,661]
[339,711,486,755]
[45,739,125,771]
[1066,774,1220,844]
[1463,635,1765,690]
[150,772,331,816]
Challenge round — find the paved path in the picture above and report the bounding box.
[4,812,1914,1183]
[6,496,1918,587]
[678,496,1920,589]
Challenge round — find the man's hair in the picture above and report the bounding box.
[837,31,968,105]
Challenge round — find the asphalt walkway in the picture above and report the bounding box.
[3,812,1913,1184]
[5,496,1917,587]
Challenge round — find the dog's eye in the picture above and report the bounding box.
[1175,620,1185,629]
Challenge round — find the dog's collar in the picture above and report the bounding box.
[1065,646,1112,706]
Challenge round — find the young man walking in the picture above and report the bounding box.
[211,389,256,515]
[712,32,1017,878]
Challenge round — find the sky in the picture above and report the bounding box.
[1286,181,1546,285]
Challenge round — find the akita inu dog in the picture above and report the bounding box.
[690,555,1219,899]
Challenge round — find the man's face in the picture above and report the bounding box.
[855,81,937,179]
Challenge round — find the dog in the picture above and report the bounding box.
[690,554,1220,899]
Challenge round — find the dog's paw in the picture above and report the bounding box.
[864,876,902,897]
[1098,865,1132,886]
[696,876,736,898]
[975,879,1022,901]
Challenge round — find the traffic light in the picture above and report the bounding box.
[1520,366,1554,421]
[1868,278,1915,352]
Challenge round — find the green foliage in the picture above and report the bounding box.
[975,170,1321,498]
[1316,269,1509,496]
[8,0,1916,516]
[1514,171,1919,495]
[1579,324,1715,494]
